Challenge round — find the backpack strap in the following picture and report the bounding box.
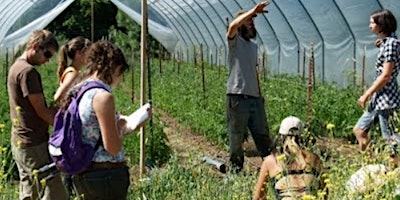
[75,81,110,102]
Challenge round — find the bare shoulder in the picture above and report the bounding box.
[261,154,278,170]
[93,90,114,106]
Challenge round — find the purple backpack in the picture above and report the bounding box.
[49,81,109,174]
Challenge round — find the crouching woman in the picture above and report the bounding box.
[253,116,326,200]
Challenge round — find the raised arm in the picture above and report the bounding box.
[226,1,270,39]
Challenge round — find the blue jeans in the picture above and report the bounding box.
[72,166,129,200]
[355,109,393,140]
[226,94,274,172]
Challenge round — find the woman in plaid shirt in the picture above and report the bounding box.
[353,9,400,151]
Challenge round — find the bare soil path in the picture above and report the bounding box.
[157,109,358,174]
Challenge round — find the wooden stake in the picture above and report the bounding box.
[307,42,314,131]
[139,0,148,178]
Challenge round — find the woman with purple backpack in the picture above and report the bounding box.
[57,40,150,199]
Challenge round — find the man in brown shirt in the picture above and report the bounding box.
[8,29,67,200]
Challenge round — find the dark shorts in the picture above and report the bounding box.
[72,165,130,200]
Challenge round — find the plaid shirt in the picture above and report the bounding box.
[370,33,400,111]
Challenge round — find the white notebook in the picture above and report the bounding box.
[120,103,151,132]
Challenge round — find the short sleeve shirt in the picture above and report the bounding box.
[370,33,400,111]
[7,59,49,147]
[77,80,125,162]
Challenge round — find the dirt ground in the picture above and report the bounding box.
[157,110,358,174]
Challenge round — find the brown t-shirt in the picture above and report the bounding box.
[7,59,49,147]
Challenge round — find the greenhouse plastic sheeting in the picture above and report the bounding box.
[112,0,400,86]
[1,0,400,86]
[0,0,74,55]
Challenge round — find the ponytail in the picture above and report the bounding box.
[57,44,69,81]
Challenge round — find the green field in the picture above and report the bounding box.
[0,57,399,199]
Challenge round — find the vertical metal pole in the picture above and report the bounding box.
[140,0,148,178]
[131,51,135,103]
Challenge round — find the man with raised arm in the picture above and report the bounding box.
[226,1,275,173]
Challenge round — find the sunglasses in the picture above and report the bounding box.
[40,46,53,59]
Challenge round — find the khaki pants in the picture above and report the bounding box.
[12,141,67,200]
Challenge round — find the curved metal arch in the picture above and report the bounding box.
[376,0,383,9]
[157,1,197,48]
[202,0,229,40]
[273,0,301,74]
[191,1,227,64]
[181,1,216,51]
[168,0,208,50]
[191,1,223,49]
[150,2,190,48]
[216,0,235,64]
[298,0,325,82]
[203,0,232,64]
[216,0,234,23]
[248,0,282,71]
[0,0,30,37]
[332,0,357,85]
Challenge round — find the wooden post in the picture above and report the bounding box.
[5,49,9,85]
[210,51,213,69]
[226,17,229,31]
[307,42,314,131]
[201,43,205,94]
[218,47,221,76]
[159,43,162,73]
[139,0,148,178]
[361,45,366,92]
[131,51,135,103]
[187,48,189,65]
[194,46,197,68]
[178,49,181,75]
[303,47,306,79]
[263,51,266,81]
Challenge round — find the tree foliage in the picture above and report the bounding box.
[47,0,119,41]
[46,0,166,57]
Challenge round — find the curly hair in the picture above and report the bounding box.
[59,40,129,111]
[83,40,129,85]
